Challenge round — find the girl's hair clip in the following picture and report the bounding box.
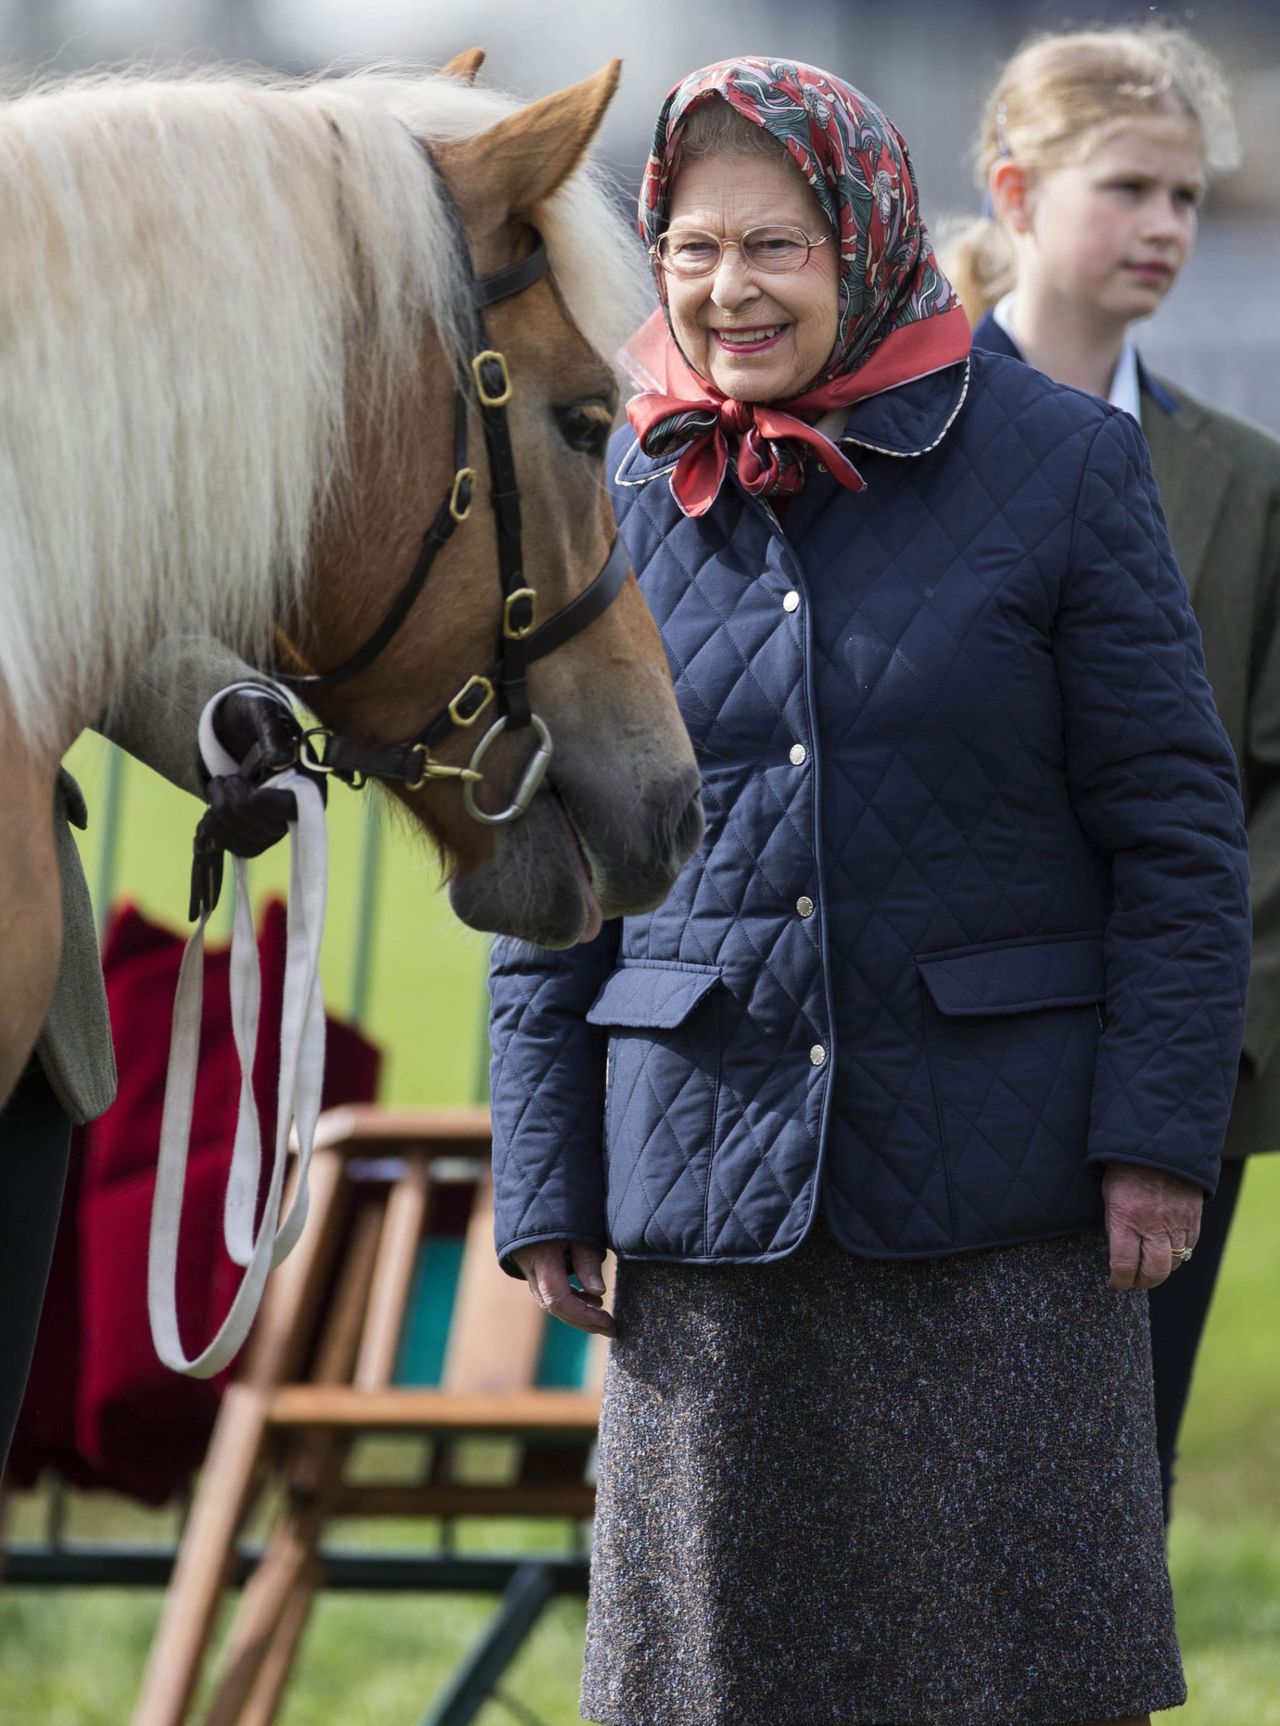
[983,98,1012,215]
[994,99,1011,158]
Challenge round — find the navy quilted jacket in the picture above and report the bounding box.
[489,349,1250,1268]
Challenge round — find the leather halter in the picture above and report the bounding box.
[277,144,630,826]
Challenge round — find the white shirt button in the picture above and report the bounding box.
[789,743,807,766]
[810,1043,827,1067]
[783,590,800,612]
[796,896,814,918]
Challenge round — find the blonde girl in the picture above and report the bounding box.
[948,24,1280,1524]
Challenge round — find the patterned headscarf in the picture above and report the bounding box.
[625,57,972,517]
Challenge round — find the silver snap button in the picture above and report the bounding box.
[810,1043,827,1067]
[796,896,814,918]
[789,743,807,766]
[783,590,800,612]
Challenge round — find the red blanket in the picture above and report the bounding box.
[9,900,379,1503]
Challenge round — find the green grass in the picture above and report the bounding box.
[2,739,1278,1721]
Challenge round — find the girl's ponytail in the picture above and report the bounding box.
[938,215,1015,328]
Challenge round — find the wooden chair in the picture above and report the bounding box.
[131,1105,606,1726]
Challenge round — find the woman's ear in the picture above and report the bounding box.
[989,159,1033,234]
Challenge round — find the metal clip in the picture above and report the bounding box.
[462,714,554,827]
[406,744,483,794]
[471,349,513,408]
[503,587,538,641]
[448,675,495,729]
[449,467,476,523]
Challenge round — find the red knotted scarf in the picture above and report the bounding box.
[626,58,973,520]
[624,305,972,519]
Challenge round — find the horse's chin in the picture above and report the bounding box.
[447,790,603,950]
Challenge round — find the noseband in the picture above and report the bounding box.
[277,145,630,827]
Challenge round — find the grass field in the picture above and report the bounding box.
[1,737,1277,1723]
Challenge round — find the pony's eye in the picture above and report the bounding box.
[555,401,612,457]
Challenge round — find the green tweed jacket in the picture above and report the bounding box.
[1143,369,1280,1159]
[37,637,275,1124]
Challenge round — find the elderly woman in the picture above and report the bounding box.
[488,57,1250,1726]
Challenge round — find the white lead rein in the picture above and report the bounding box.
[148,686,328,1378]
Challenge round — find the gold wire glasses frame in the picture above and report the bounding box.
[650,225,833,278]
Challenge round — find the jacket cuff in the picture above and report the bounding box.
[496,1230,610,1281]
[1087,1149,1218,1200]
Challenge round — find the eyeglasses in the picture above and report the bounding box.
[651,225,832,278]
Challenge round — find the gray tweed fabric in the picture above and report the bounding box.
[581,1221,1184,1726]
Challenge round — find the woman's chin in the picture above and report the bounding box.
[710,361,794,401]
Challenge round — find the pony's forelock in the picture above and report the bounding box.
[0,63,647,749]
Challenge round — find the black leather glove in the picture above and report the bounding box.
[190,687,326,918]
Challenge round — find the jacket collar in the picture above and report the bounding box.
[615,356,971,492]
[835,357,970,456]
[972,310,1228,600]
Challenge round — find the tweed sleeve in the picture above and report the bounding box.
[1055,408,1251,1193]
[489,920,621,1275]
[96,633,278,797]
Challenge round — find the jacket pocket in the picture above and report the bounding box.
[918,936,1105,1237]
[586,963,723,1255]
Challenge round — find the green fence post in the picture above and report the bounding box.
[93,744,127,934]
[350,800,382,1026]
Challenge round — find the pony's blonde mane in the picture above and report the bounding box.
[0,64,649,749]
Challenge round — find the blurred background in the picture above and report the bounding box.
[1,4,1277,1724]
[3,0,1279,424]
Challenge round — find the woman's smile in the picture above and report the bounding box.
[664,153,839,400]
[712,323,789,353]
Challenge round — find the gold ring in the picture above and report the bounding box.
[1172,1246,1193,1263]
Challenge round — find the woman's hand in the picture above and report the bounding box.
[1101,1163,1203,1291]
[511,1241,617,1337]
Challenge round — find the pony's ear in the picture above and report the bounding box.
[440,48,485,83]
[432,59,620,229]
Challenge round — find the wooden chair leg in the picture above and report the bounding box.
[233,1556,323,1726]
[200,1473,338,1726]
[130,1384,273,1726]
[199,1199,384,1725]
[131,1148,350,1726]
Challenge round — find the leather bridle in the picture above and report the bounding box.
[277,144,630,827]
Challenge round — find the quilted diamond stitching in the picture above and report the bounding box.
[486,350,1248,1267]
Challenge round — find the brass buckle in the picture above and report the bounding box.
[448,674,495,729]
[503,587,538,641]
[301,727,337,773]
[449,467,476,523]
[471,349,513,408]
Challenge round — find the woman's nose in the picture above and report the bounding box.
[708,247,761,309]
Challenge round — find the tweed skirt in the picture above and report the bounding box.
[580,1219,1184,1726]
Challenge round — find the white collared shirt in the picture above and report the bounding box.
[992,292,1142,428]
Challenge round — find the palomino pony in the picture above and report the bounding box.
[0,53,703,1110]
